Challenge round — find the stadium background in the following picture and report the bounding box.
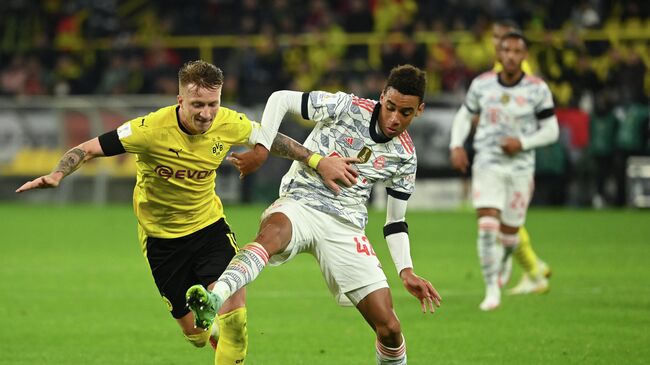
[1,1,649,364]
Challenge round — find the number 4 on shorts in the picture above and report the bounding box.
[354,236,376,256]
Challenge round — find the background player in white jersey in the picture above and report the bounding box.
[490,19,553,295]
[187,65,441,365]
[449,32,559,311]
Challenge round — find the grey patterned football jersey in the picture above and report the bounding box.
[279,91,417,229]
[465,72,555,173]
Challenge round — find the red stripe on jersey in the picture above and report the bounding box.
[398,132,414,155]
[402,130,414,147]
[352,96,376,112]
[355,96,375,108]
[398,134,408,154]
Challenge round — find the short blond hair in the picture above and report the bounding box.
[178,60,224,90]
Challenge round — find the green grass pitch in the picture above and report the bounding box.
[1,204,649,364]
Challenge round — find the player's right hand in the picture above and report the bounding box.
[317,157,360,195]
[15,172,63,193]
[399,268,442,314]
[450,147,469,174]
[227,144,270,179]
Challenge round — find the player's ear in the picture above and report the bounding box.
[177,94,183,105]
[415,102,425,117]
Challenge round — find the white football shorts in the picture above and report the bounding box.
[261,197,388,306]
[471,167,534,227]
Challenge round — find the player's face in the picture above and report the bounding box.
[177,83,222,134]
[498,38,528,75]
[378,87,424,138]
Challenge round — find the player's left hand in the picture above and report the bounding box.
[317,156,360,195]
[227,144,270,179]
[399,268,442,314]
[15,172,63,193]
[500,137,523,156]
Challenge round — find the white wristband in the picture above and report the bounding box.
[386,232,413,275]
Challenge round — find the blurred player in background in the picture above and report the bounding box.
[449,33,559,310]
[491,19,553,294]
[16,60,355,364]
[186,65,441,365]
[451,20,551,299]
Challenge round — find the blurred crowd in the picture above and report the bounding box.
[1,0,649,206]
[0,0,647,101]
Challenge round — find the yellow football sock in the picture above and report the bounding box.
[185,321,214,348]
[514,226,540,277]
[215,307,248,365]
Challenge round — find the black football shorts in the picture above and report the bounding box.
[145,218,238,318]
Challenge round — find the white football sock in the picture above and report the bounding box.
[376,335,407,365]
[477,216,501,287]
[212,243,269,300]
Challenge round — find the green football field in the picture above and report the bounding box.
[1,204,649,364]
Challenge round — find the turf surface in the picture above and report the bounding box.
[1,204,648,364]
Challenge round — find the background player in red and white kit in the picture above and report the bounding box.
[449,32,559,311]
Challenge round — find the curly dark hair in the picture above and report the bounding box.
[178,60,224,90]
[384,64,426,102]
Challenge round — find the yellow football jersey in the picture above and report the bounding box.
[493,59,534,74]
[116,105,258,239]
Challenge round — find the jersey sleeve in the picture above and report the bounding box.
[534,82,555,118]
[97,130,125,156]
[302,90,351,125]
[115,116,151,154]
[385,155,417,200]
[217,108,255,145]
[464,79,481,114]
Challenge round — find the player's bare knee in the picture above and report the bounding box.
[477,208,499,219]
[256,213,292,254]
[375,319,402,347]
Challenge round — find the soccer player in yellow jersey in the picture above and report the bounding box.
[491,20,551,295]
[16,60,358,364]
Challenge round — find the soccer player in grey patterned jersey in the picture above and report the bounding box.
[186,65,441,365]
[449,32,559,311]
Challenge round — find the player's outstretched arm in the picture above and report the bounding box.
[16,137,105,193]
[269,132,360,193]
[227,132,312,177]
[226,133,312,179]
[399,268,442,314]
[228,132,359,194]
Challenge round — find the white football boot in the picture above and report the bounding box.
[479,284,501,311]
[507,275,549,295]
